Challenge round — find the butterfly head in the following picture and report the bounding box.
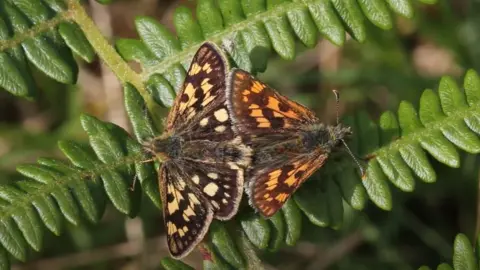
[329,124,352,149]
[331,123,366,178]
[304,123,351,153]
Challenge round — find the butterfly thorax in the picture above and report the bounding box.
[143,133,183,161]
[144,133,251,167]
[303,123,352,152]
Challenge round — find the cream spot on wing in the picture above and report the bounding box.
[215,125,226,133]
[167,221,177,235]
[202,63,212,73]
[179,83,196,112]
[199,117,209,126]
[224,185,230,189]
[201,95,215,106]
[222,198,228,204]
[228,162,240,170]
[201,78,213,92]
[167,201,179,214]
[184,206,195,217]
[192,175,200,185]
[207,173,219,179]
[178,227,185,237]
[214,108,229,122]
[186,107,196,119]
[174,190,184,201]
[211,200,220,209]
[189,63,201,75]
[203,182,219,196]
[224,192,231,198]
[188,193,201,206]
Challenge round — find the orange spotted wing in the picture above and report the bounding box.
[227,68,330,217]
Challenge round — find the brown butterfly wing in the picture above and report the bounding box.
[227,68,329,217]
[247,150,328,217]
[226,68,318,135]
[159,163,213,259]
[166,42,233,142]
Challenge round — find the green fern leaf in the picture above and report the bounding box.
[116,0,436,100]
[419,233,478,270]
[327,70,480,212]
[3,1,472,268]
[160,257,195,270]
[16,164,82,225]
[0,0,94,98]
[453,234,476,270]
[240,212,271,250]
[0,215,27,261]
[209,221,245,268]
[2,2,75,84]
[0,109,158,266]
[267,211,285,251]
[15,180,63,236]
[0,185,42,252]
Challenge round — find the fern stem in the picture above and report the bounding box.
[67,0,141,89]
[141,1,305,79]
[0,11,69,52]
[375,105,480,155]
[0,153,143,222]
[66,0,163,128]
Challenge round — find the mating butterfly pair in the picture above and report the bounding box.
[143,42,356,259]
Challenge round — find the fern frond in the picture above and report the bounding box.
[152,69,480,269]
[292,70,480,229]
[3,69,478,269]
[355,70,480,210]
[116,0,431,107]
[0,88,161,267]
[419,233,478,270]
[0,0,94,98]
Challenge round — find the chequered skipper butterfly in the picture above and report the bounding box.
[226,68,362,217]
[143,43,252,258]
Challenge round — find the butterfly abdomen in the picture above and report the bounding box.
[215,137,252,167]
[249,135,303,167]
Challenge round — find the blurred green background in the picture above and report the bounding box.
[1,0,480,269]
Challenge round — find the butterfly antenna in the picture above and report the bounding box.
[332,89,340,125]
[130,176,138,191]
[332,90,366,179]
[341,139,366,179]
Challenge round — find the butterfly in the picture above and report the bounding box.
[226,68,361,218]
[143,43,252,258]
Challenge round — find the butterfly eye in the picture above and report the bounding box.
[345,126,353,135]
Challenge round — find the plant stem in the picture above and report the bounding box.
[67,0,142,91]
[66,0,164,129]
